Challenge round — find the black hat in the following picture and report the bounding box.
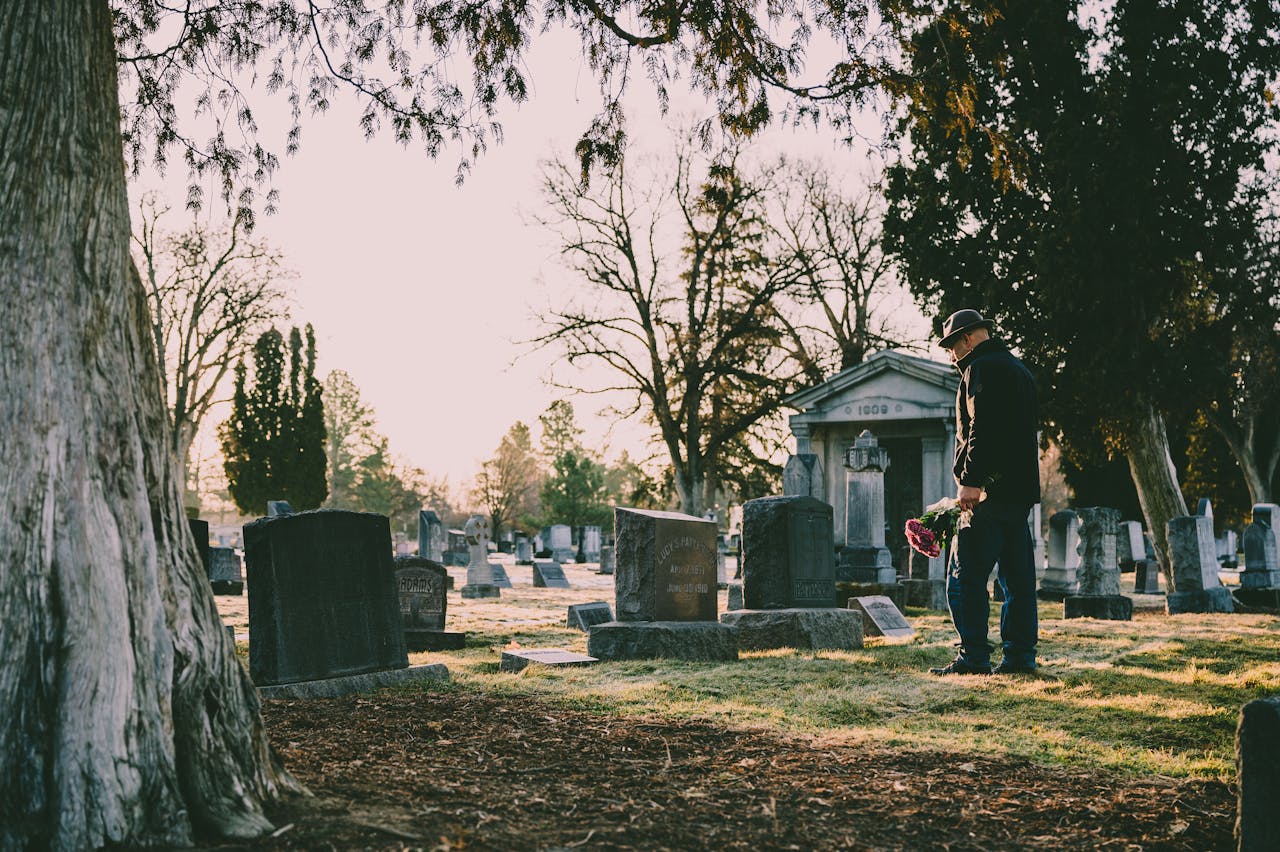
[937,309,995,349]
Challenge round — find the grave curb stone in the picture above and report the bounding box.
[1166,587,1235,615]
[719,608,863,651]
[1063,594,1133,621]
[257,663,449,700]
[1237,696,1280,852]
[587,621,738,662]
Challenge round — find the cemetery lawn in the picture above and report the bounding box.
[211,566,1270,849]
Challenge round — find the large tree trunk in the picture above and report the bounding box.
[1124,401,1190,589]
[0,1,302,847]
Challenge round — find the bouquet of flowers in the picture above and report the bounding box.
[905,497,965,558]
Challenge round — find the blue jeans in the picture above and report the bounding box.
[946,501,1038,667]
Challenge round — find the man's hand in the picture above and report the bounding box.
[957,485,983,512]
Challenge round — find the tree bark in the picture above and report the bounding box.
[0,1,302,847]
[1124,400,1190,588]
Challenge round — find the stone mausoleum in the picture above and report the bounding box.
[785,350,961,567]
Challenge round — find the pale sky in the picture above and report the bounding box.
[129,25,933,499]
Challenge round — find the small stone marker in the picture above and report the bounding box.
[1166,515,1234,613]
[567,602,614,631]
[1134,559,1162,594]
[266,500,294,517]
[726,582,743,611]
[208,546,244,595]
[395,556,464,651]
[597,545,615,575]
[499,648,598,673]
[847,595,914,640]
[582,526,602,562]
[1236,695,1280,851]
[533,559,571,589]
[514,536,534,565]
[904,549,946,610]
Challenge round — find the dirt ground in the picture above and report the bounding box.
[195,688,1235,851]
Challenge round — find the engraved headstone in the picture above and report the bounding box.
[782,453,825,500]
[847,595,915,639]
[567,602,614,631]
[444,529,469,566]
[549,525,575,564]
[266,500,294,517]
[1134,559,1162,594]
[1237,504,1280,609]
[1165,515,1234,613]
[394,556,464,651]
[208,546,244,595]
[245,510,408,687]
[489,562,512,589]
[514,535,534,565]
[499,648,598,673]
[1117,521,1144,572]
[533,560,571,589]
[838,430,895,585]
[1064,507,1132,620]
[460,514,500,599]
[417,510,445,562]
[741,496,836,609]
[1039,510,1081,600]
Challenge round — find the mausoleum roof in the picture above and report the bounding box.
[784,349,958,411]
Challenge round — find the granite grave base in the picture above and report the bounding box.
[1233,589,1280,613]
[837,581,904,612]
[404,630,466,652]
[1166,586,1235,614]
[461,584,501,599]
[902,578,946,611]
[1064,594,1133,621]
[719,609,863,651]
[587,621,738,662]
[257,663,449,700]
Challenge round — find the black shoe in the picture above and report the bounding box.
[929,657,992,676]
[992,660,1037,675]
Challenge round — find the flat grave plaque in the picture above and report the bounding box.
[848,595,915,639]
[567,601,614,630]
[533,560,571,589]
[500,648,598,673]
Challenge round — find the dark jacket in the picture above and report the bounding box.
[953,338,1040,509]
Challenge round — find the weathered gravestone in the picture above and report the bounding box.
[1064,507,1132,620]
[588,508,737,661]
[266,500,294,517]
[1218,530,1240,570]
[460,514,501,599]
[726,582,743,611]
[1039,510,1081,601]
[838,431,896,586]
[1166,515,1234,613]
[582,526,602,563]
[245,510,448,695]
[1237,696,1280,852]
[597,545,615,575]
[847,595,915,640]
[533,559,571,589]
[1235,504,1280,611]
[567,601,614,631]
[782,453,824,501]
[549,524,575,564]
[1117,521,1144,573]
[1134,559,1162,594]
[499,648,598,673]
[514,535,534,565]
[489,562,512,589]
[1197,498,1214,521]
[417,510,446,562]
[394,556,464,651]
[444,529,469,566]
[208,546,244,595]
[720,496,863,651]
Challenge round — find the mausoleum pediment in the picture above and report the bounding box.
[786,350,957,423]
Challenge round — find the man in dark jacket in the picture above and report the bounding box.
[930,309,1040,676]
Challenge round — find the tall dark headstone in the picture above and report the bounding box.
[208,546,244,595]
[245,509,408,686]
[417,509,445,562]
[1237,696,1280,851]
[188,517,211,577]
[741,496,836,609]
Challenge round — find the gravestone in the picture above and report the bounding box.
[489,562,512,589]
[1064,507,1132,620]
[1237,696,1280,851]
[394,556,464,651]
[847,595,915,640]
[582,526,602,562]
[1197,498,1213,521]
[460,514,501,599]
[588,508,737,661]
[514,535,534,565]
[245,510,415,687]
[208,546,244,595]
[417,510,445,562]
[1039,510,1081,601]
[1218,530,1239,570]
[500,648,598,673]
[597,545,615,575]
[1236,503,1280,611]
[533,560,571,589]
[782,453,825,501]
[838,431,896,585]
[266,500,294,517]
[726,582,743,611]
[549,525,575,564]
[1028,504,1046,580]
[1117,521,1144,573]
[444,529,469,566]
[1165,515,1234,613]
[567,602,614,631]
[1134,559,1162,594]
[720,496,863,650]
[904,546,947,610]
[188,518,211,580]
